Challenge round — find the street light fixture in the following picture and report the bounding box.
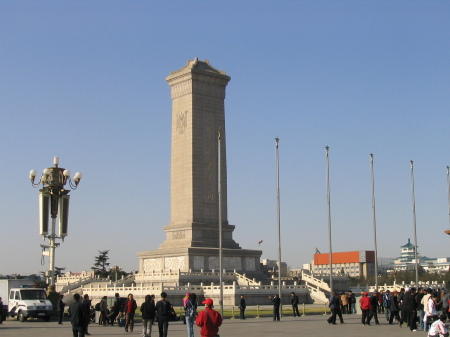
[29,156,82,286]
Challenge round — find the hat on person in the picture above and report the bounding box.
[202,298,213,306]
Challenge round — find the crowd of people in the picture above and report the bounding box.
[326,287,450,337]
[67,292,222,337]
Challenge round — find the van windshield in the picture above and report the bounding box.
[20,290,47,300]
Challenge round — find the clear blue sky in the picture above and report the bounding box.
[1,1,449,275]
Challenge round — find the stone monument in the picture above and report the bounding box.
[137,58,261,278]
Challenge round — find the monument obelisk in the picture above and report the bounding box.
[137,58,261,275]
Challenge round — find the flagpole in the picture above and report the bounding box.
[326,146,333,294]
[410,160,419,286]
[370,154,378,290]
[218,129,223,316]
[275,138,282,310]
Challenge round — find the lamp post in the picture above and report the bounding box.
[410,160,419,286]
[326,146,333,294]
[370,154,379,290]
[275,138,282,305]
[29,156,82,286]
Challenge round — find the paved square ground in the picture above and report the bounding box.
[0,314,432,337]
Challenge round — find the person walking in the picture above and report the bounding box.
[69,293,85,337]
[340,292,348,314]
[383,290,391,321]
[367,291,380,325]
[360,291,371,325]
[124,293,137,333]
[155,292,171,337]
[388,291,402,325]
[99,296,109,326]
[327,292,339,325]
[58,294,65,324]
[348,290,356,314]
[111,292,121,326]
[195,298,222,337]
[291,292,300,317]
[185,293,197,337]
[141,294,156,337]
[269,294,281,321]
[82,294,92,336]
[239,295,246,320]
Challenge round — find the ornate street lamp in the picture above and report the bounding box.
[29,156,82,286]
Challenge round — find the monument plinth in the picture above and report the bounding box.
[137,58,261,278]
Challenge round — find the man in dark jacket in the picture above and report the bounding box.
[69,293,85,337]
[403,287,418,331]
[58,294,65,324]
[111,292,121,326]
[239,295,246,319]
[291,292,300,317]
[82,294,92,335]
[367,292,380,325]
[269,294,281,321]
[155,292,171,337]
[141,294,156,337]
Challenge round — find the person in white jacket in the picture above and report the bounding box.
[426,295,439,332]
[428,314,449,337]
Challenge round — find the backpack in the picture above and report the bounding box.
[185,300,197,318]
[95,302,101,311]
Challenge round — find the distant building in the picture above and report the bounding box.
[310,251,375,278]
[261,259,288,277]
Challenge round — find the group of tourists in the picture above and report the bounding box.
[327,287,450,337]
[68,292,222,337]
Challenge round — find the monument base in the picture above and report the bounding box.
[137,247,262,277]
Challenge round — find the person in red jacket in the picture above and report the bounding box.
[196,298,222,337]
[360,291,371,326]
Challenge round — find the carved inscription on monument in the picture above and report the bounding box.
[172,230,185,239]
[176,111,187,134]
[204,113,214,200]
[193,256,205,270]
[245,257,256,271]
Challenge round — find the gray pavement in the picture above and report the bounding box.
[0,314,431,337]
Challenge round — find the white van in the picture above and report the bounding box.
[8,287,53,321]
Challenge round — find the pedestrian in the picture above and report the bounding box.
[155,292,171,337]
[404,287,418,331]
[0,297,4,324]
[383,290,391,321]
[239,295,246,319]
[269,294,281,321]
[183,293,190,325]
[327,292,338,325]
[99,295,109,326]
[367,291,380,325]
[388,291,402,325]
[291,292,300,317]
[124,293,137,333]
[141,294,156,337]
[185,293,197,337]
[195,298,222,337]
[111,292,121,326]
[68,293,85,337]
[425,295,440,332]
[348,290,356,314]
[428,314,449,337]
[360,291,370,325]
[340,292,348,314]
[58,294,65,324]
[82,294,92,335]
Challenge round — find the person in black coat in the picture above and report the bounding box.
[82,294,92,335]
[291,292,300,317]
[141,294,156,337]
[111,293,121,326]
[69,293,85,337]
[269,294,281,321]
[239,295,246,319]
[58,294,65,324]
[403,288,417,331]
[367,292,380,325]
[389,291,403,325]
[155,292,171,337]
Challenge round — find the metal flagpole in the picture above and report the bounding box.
[410,160,419,286]
[275,138,282,310]
[370,154,379,290]
[447,166,450,230]
[326,146,333,294]
[218,129,223,317]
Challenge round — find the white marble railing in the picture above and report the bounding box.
[301,271,331,292]
[235,272,260,286]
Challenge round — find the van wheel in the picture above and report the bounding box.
[18,311,26,322]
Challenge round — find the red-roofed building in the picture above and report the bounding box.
[311,251,375,278]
